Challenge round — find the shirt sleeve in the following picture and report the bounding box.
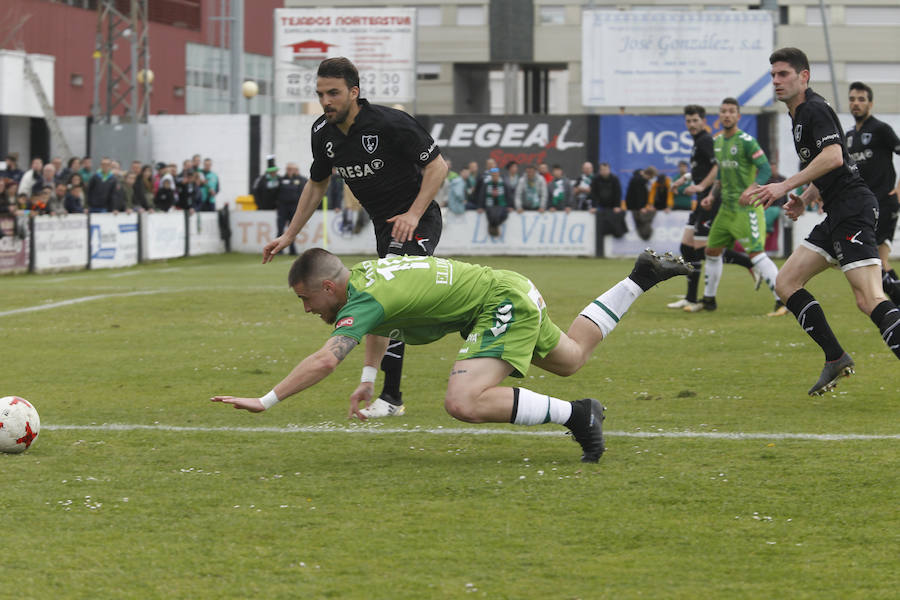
[808,105,843,151]
[330,290,385,342]
[879,122,900,155]
[309,120,333,182]
[700,135,717,167]
[745,137,771,185]
[387,110,441,168]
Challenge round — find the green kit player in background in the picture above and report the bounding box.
[691,97,786,316]
[212,249,692,462]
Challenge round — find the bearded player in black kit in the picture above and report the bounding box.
[752,48,900,396]
[264,57,449,418]
[845,81,900,304]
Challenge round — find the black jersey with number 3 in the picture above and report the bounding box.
[845,115,900,202]
[309,99,441,223]
[791,88,867,211]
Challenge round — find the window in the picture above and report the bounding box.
[457,5,485,26]
[846,6,900,26]
[809,62,833,83]
[539,6,565,25]
[847,62,900,84]
[417,6,441,27]
[805,6,831,25]
[417,63,440,81]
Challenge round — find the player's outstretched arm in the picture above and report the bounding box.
[262,177,330,263]
[211,335,359,412]
[752,146,841,209]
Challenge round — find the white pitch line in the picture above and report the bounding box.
[0,290,167,317]
[42,423,900,441]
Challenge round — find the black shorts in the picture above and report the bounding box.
[688,193,719,240]
[875,194,900,246]
[803,189,881,272]
[374,200,443,257]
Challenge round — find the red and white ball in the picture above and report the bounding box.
[0,396,40,454]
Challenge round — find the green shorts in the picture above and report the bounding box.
[457,270,562,378]
[707,206,766,253]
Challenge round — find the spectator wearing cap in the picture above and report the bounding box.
[64,173,87,213]
[252,155,280,210]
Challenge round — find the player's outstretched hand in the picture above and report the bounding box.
[783,193,805,221]
[210,396,266,412]
[386,211,421,243]
[262,236,288,264]
[348,382,374,420]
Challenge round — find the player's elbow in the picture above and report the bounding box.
[312,350,340,374]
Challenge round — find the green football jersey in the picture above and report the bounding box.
[331,255,509,345]
[714,129,770,212]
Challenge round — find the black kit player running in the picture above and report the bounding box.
[264,57,449,418]
[754,47,900,396]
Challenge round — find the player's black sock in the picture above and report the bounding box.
[723,248,753,269]
[685,247,703,303]
[889,268,898,281]
[679,243,693,261]
[869,300,900,359]
[785,288,844,361]
[379,339,405,405]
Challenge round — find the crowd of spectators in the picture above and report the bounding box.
[0,152,220,218]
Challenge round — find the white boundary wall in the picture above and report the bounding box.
[89,213,139,269]
[229,210,596,256]
[32,214,89,272]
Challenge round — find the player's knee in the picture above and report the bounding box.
[444,392,480,423]
[774,272,797,302]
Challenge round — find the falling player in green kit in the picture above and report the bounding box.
[212,248,692,463]
[689,97,786,316]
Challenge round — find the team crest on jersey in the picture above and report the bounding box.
[794,124,802,142]
[362,135,379,154]
[799,147,811,160]
[861,133,872,145]
[846,135,854,147]
[730,145,738,155]
[336,316,354,328]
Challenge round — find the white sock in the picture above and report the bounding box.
[579,277,642,337]
[511,387,572,426]
[703,254,723,298]
[752,253,781,300]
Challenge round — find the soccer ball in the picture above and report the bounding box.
[0,396,41,454]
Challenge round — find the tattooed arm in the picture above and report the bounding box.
[211,335,358,412]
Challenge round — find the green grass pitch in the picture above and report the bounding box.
[2,253,897,599]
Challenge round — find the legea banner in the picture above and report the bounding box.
[274,8,416,104]
[582,10,773,107]
[420,115,590,177]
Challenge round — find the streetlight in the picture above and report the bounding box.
[241,80,258,113]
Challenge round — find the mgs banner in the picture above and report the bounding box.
[274,8,416,104]
[598,114,758,183]
[582,10,774,107]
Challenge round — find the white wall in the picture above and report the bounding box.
[7,116,30,161]
[0,51,54,118]
[52,116,88,160]
[272,114,319,177]
[149,114,251,207]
